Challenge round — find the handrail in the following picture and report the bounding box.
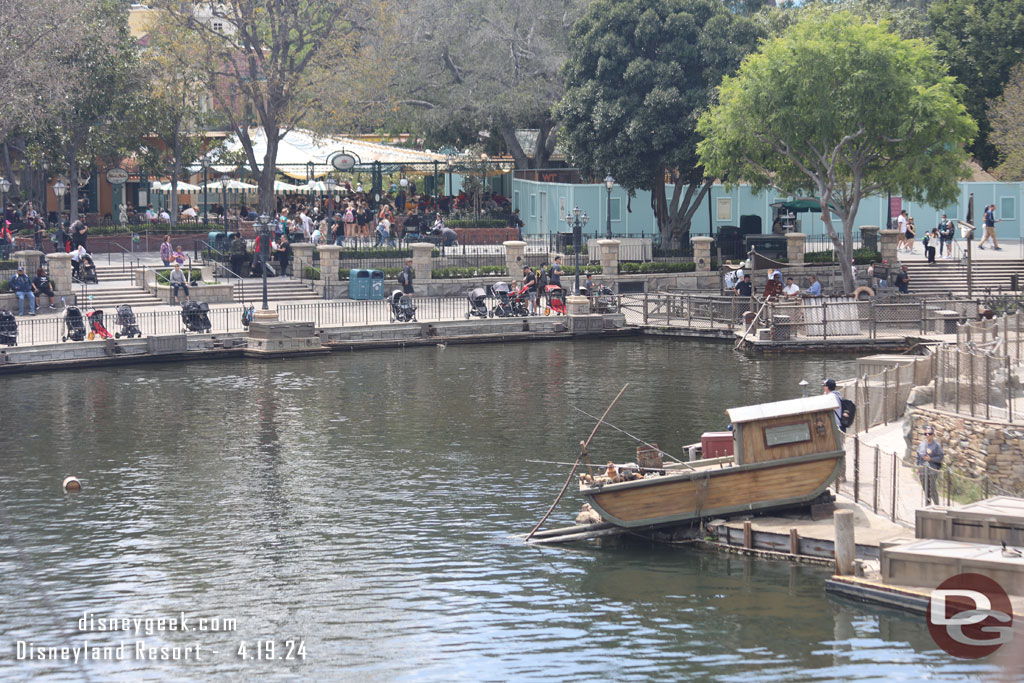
[212,262,246,304]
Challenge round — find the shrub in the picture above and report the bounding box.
[303,266,321,280]
[87,223,214,236]
[154,268,202,284]
[619,261,696,274]
[432,265,509,279]
[446,219,508,229]
[337,248,412,259]
[804,248,880,265]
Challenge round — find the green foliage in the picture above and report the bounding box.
[432,266,509,279]
[929,0,1024,168]
[557,0,764,240]
[0,281,8,293]
[619,261,695,274]
[154,268,202,284]
[561,265,603,275]
[804,249,881,265]
[445,219,508,229]
[337,248,413,259]
[303,267,321,281]
[86,223,212,236]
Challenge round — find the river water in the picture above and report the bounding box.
[0,339,1004,680]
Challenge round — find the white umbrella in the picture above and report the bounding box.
[200,179,258,194]
[157,180,202,194]
[273,179,306,194]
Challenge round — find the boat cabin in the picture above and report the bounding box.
[725,394,844,465]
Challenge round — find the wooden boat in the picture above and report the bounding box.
[580,394,844,529]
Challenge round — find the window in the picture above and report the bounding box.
[610,197,621,221]
[1000,196,1016,220]
[530,194,536,218]
[716,197,732,221]
[212,21,224,32]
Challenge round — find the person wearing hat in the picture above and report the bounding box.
[938,213,955,258]
[822,378,843,431]
[8,265,35,315]
[168,262,190,305]
[916,426,944,505]
[399,257,414,295]
[522,265,538,314]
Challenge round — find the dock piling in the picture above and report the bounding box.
[834,509,855,575]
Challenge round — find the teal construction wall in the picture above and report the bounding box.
[510,178,1023,242]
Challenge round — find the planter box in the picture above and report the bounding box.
[148,281,235,304]
[916,497,1024,547]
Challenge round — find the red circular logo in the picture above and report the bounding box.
[927,573,1013,659]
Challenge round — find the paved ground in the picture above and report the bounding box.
[896,236,1023,263]
[841,419,924,527]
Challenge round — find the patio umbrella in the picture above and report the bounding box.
[156,180,202,194]
[273,179,306,194]
[769,197,839,214]
[200,179,258,194]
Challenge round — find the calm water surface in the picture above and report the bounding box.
[0,339,1006,680]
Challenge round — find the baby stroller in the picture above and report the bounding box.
[181,301,212,332]
[489,281,516,318]
[594,285,616,313]
[80,255,98,284]
[0,310,17,346]
[389,289,416,322]
[62,305,87,342]
[87,309,114,339]
[115,304,142,338]
[544,285,566,315]
[511,284,531,316]
[466,287,488,319]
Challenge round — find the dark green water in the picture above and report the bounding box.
[0,339,1003,680]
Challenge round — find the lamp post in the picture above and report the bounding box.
[478,153,488,220]
[604,175,615,239]
[220,174,230,234]
[53,179,67,219]
[200,153,212,228]
[258,213,271,310]
[446,155,454,198]
[0,178,10,221]
[565,205,589,295]
[324,176,337,217]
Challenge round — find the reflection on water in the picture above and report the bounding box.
[0,339,1003,680]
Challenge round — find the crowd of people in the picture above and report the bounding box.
[725,261,911,298]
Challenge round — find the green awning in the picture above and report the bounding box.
[770,197,838,214]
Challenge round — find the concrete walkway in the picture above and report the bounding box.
[840,419,925,527]
[896,236,1024,263]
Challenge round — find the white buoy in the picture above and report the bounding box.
[63,476,81,492]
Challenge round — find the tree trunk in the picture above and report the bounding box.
[258,132,279,216]
[499,123,530,169]
[652,170,712,249]
[820,211,855,294]
[68,151,79,224]
[169,135,181,227]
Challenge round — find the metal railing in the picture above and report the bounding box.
[6,305,248,344]
[619,292,747,329]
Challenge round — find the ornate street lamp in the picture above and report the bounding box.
[220,174,230,234]
[53,179,67,232]
[0,178,11,219]
[306,160,315,183]
[258,213,272,310]
[446,155,455,198]
[565,205,589,295]
[324,176,337,217]
[200,153,212,227]
[604,175,615,239]
[478,153,488,220]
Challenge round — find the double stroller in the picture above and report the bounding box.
[62,305,87,342]
[489,282,528,318]
[0,310,17,346]
[389,289,416,323]
[181,301,212,332]
[466,287,488,319]
[115,304,142,338]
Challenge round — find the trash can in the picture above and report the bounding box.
[350,269,386,300]
[349,268,371,299]
[367,269,385,300]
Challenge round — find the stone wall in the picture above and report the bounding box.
[905,404,1024,494]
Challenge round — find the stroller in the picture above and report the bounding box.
[466,287,488,319]
[0,310,17,346]
[389,289,416,322]
[544,285,566,315]
[62,305,87,342]
[510,284,531,316]
[79,255,98,284]
[489,282,516,318]
[181,301,212,332]
[87,309,114,339]
[594,285,616,313]
[115,304,142,338]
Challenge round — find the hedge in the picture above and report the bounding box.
[619,261,696,274]
[85,223,215,236]
[804,248,881,265]
[154,268,203,284]
[445,219,508,229]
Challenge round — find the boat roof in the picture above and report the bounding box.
[726,394,838,424]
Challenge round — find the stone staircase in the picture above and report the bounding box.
[901,259,1024,297]
[74,264,321,308]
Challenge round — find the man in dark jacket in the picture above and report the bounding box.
[9,265,36,315]
[228,233,248,277]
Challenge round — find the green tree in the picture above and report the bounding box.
[989,63,1024,180]
[557,0,764,247]
[928,0,1024,168]
[697,11,976,293]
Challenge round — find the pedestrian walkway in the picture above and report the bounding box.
[840,419,924,528]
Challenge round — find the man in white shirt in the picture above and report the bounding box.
[783,276,800,298]
[299,211,312,239]
[181,206,197,219]
[159,209,170,222]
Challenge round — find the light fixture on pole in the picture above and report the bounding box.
[0,177,10,218]
[258,213,272,310]
[604,175,615,239]
[220,174,230,233]
[799,379,809,398]
[307,161,315,183]
[565,205,589,295]
[53,179,67,229]
[200,153,212,228]
[324,176,337,216]
[446,155,455,198]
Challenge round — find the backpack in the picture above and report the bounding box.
[397,268,408,286]
[840,399,856,429]
[538,268,549,289]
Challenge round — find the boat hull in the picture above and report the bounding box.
[583,452,842,528]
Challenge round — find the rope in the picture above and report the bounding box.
[571,406,695,470]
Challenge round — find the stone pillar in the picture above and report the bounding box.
[596,239,621,275]
[503,240,526,278]
[691,236,713,272]
[411,242,433,282]
[291,243,314,278]
[860,225,879,253]
[880,230,900,266]
[47,252,73,295]
[565,294,589,316]
[317,244,341,283]
[785,232,807,265]
[13,250,44,276]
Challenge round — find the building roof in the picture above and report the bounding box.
[727,394,838,424]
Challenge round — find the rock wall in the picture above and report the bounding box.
[906,404,1024,494]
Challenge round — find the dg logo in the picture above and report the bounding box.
[928,573,1014,659]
